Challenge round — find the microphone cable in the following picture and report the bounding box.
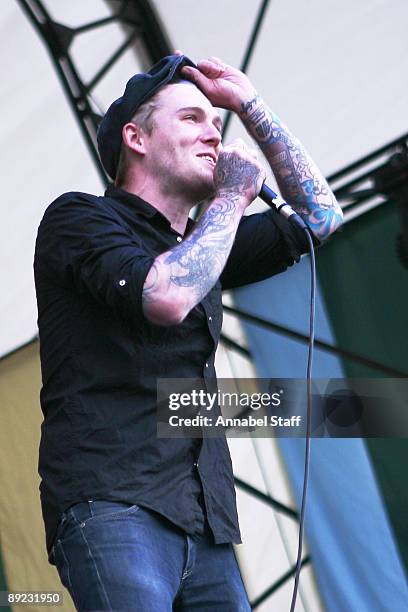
[289,225,316,612]
[258,185,317,610]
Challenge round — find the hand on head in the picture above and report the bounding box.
[173,51,256,113]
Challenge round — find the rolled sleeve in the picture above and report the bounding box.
[35,193,154,323]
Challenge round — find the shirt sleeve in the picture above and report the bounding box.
[34,192,155,324]
[220,208,318,290]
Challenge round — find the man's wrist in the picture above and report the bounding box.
[238,91,262,117]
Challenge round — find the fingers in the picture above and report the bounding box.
[174,51,228,76]
[182,62,223,82]
[197,58,227,78]
[208,56,225,65]
[178,54,243,111]
[180,55,228,81]
[173,50,226,69]
[225,138,258,159]
[180,65,207,88]
[214,141,266,203]
[221,139,266,182]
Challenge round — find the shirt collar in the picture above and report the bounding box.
[104,184,196,235]
[105,184,160,219]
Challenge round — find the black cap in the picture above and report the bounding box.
[97,54,196,179]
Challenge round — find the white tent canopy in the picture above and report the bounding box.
[2,0,408,358]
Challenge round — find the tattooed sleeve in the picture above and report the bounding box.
[163,197,238,300]
[240,94,343,240]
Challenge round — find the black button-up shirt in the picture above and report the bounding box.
[34,185,310,558]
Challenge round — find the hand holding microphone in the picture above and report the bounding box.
[213,139,308,229]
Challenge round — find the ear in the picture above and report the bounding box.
[122,122,146,156]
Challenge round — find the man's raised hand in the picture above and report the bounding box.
[180,56,256,114]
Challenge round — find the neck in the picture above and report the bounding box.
[117,174,198,235]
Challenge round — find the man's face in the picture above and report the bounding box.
[142,82,223,203]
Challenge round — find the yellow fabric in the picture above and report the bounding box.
[0,342,74,611]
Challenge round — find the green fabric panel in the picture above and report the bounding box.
[365,439,408,571]
[316,202,408,573]
[317,203,408,377]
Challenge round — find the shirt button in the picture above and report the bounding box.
[177,236,182,242]
[208,316,212,322]
[193,461,198,468]
[205,363,209,368]
[119,279,126,286]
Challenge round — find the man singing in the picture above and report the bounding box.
[34,53,342,611]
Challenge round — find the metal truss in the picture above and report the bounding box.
[328,132,408,225]
[234,477,311,609]
[16,0,171,184]
[222,304,408,377]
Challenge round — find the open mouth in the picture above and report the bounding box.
[197,154,216,167]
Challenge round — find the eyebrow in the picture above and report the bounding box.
[177,106,223,132]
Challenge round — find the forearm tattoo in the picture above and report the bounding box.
[142,196,242,311]
[164,198,237,298]
[240,95,343,239]
[241,96,288,147]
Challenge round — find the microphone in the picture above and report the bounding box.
[259,184,308,230]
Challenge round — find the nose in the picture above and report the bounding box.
[201,122,222,148]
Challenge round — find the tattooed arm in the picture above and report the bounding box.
[182,57,343,241]
[142,142,265,326]
[239,96,343,239]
